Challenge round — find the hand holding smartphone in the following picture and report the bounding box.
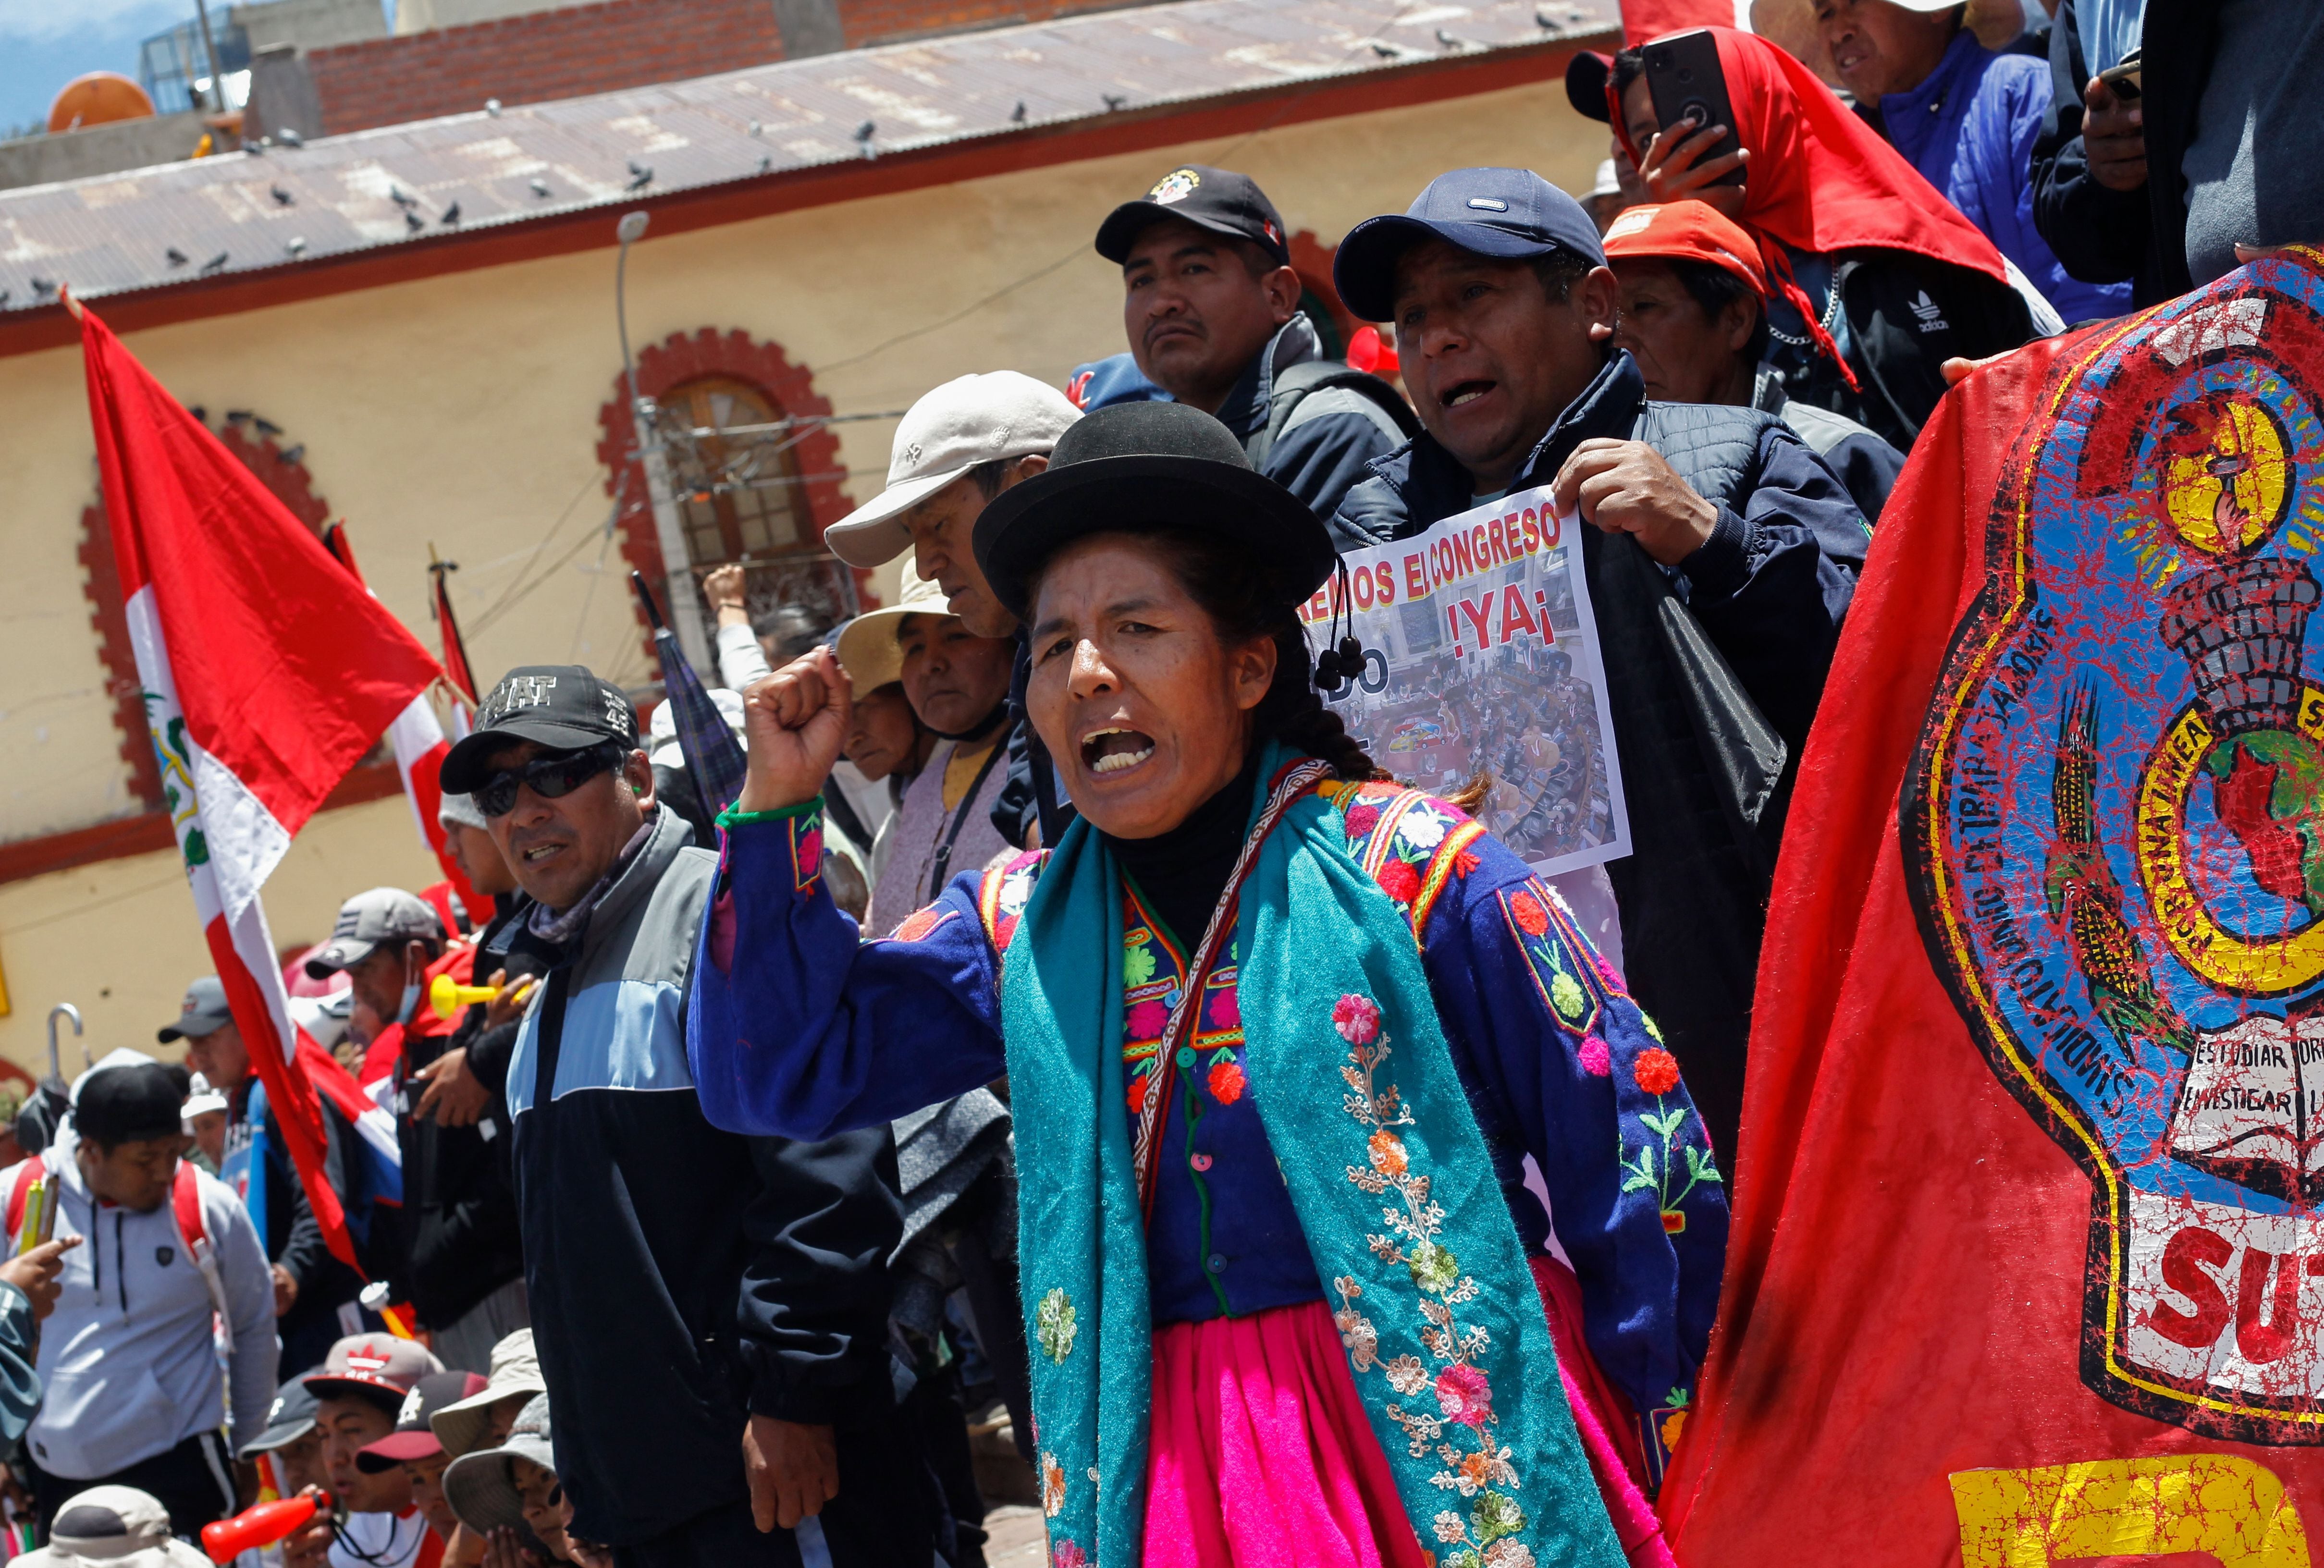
[1642,30,1746,190]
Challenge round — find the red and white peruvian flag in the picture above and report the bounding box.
[79,299,441,1270]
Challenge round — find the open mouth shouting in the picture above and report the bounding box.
[1082,726,1157,776]
[1442,379,1495,410]
[512,835,569,867]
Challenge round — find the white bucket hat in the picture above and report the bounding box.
[16,1487,211,1568]
[833,563,951,696]
[430,1328,548,1459]
[822,372,1081,569]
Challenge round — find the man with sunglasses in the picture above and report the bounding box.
[437,666,923,1568]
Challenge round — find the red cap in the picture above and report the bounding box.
[355,1371,489,1471]
[1599,200,1768,299]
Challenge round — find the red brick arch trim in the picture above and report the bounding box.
[594,329,850,669]
[79,423,333,810]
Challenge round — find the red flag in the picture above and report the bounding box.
[315,524,485,927]
[1662,255,2324,1559]
[79,297,439,1272]
[430,556,479,705]
[1620,0,1734,46]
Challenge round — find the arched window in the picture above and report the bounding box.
[654,375,814,566]
[596,330,858,669]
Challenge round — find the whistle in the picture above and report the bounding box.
[202,1493,332,1562]
[429,974,500,1019]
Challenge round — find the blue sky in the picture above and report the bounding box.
[0,0,198,136]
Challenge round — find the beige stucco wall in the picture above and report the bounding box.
[0,797,440,1073]
[0,69,1603,1078]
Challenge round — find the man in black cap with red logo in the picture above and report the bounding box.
[1070,163,1415,520]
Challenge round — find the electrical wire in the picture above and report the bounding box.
[809,0,1448,376]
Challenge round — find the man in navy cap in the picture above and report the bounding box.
[1330,167,1871,1155]
[1070,164,1414,519]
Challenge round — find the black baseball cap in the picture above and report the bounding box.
[1565,50,1617,123]
[1095,165,1291,268]
[1332,168,1609,323]
[74,1061,186,1145]
[972,400,1333,624]
[439,666,640,793]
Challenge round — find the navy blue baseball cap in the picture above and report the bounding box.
[1332,168,1608,323]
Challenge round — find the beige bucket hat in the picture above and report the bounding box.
[833,563,951,696]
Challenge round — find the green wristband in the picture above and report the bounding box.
[714,796,823,829]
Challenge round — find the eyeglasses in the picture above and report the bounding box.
[475,742,625,819]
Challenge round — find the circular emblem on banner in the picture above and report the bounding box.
[1910,255,2324,1444]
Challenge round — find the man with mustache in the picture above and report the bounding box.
[434,667,921,1566]
[1072,164,1415,519]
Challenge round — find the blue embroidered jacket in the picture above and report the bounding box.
[689,781,1728,1479]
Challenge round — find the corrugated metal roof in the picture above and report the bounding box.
[0,0,1613,315]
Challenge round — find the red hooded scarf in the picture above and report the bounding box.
[1611,27,2012,384]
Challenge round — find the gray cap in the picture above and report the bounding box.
[304,889,444,979]
[237,1377,322,1457]
[438,791,490,833]
[157,976,232,1044]
[443,1393,553,1535]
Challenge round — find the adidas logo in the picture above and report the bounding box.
[1910,290,1949,333]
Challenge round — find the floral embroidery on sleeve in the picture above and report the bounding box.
[1623,1048,1721,1234]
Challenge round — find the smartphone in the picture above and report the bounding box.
[2097,48,2142,101]
[1643,29,1746,188]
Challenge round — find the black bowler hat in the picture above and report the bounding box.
[971,402,1335,624]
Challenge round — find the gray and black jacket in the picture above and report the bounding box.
[497,806,903,1547]
[1331,350,1867,1157]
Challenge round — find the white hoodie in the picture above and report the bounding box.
[8,1153,275,1478]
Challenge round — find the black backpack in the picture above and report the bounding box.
[1244,359,1420,469]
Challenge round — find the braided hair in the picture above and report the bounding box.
[1139,529,1389,784]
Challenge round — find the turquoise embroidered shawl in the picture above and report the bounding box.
[1002,744,1625,1568]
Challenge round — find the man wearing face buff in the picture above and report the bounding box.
[435,666,923,1567]
[691,402,1726,1568]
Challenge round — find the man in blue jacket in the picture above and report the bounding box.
[1818,0,2130,323]
[1073,164,1412,517]
[437,665,922,1567]
[1330,168,1868,1155]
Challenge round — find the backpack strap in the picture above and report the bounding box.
[171,1164,232,1325]
[1246,360,1421,469]
[4,1155,43,1247]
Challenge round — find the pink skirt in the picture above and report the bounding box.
[1140,1269,1676,1568]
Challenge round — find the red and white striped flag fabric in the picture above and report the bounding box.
[79,299,440,1270]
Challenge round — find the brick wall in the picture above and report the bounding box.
[306,0,1157,138]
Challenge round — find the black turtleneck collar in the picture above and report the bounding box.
[1103,747,1264,951]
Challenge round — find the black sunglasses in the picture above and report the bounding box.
[475,741,626,819]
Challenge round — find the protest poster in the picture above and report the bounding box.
[1299,486,1630,877]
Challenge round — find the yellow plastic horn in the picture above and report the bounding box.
[430,973,500,1020]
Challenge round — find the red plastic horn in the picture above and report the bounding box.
[200,1492,330,1563]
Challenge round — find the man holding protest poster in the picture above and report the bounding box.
[1330,167,1869,1154]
